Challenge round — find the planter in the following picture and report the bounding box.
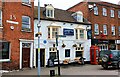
[73,44,77,47]
[62,44,66,48]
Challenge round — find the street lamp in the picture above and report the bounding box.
[55,32,66,76]
[38,0,41,76]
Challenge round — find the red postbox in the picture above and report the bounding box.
[90,45,100,65]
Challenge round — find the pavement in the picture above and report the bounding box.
[1,64,120,77]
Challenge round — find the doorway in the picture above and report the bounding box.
[36,49,45,67]
[22,48,30,68]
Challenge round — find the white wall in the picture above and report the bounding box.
[34,19,91,66]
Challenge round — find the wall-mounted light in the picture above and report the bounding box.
[10,26,14,30]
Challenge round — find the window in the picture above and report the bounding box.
[103,25,107,35]
[49,47,57,59]
[94,24,99,35]
[46,9,54,18]
[76,29,84,39]
[0,42,10,62]
[22,0,30,4]
[111,26,115,35]
[119,26,120,36]
[76,51,83,57]
[111,10,114,17]
[22,16,31,31]
[98,44,108,51]
[65,49,70,57]
[94,6,98,15]
[48,27,59,39]
[0,10,2,26]
[118,11,120,18]
[103,8,107,16]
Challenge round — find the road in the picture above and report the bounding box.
[1,64,120,77]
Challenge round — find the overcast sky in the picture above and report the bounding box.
[34,0,120,10]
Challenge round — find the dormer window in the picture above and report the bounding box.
[45,4,54,18]
[72,11,83,22]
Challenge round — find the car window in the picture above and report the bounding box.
[100,50,109,57]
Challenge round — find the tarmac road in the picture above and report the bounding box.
[2,64,120,77]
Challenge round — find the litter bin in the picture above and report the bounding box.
[50,70,55,76]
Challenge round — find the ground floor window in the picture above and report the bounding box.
[0,42,10,61]
[98,44,108,51]
[49,47,57,60]
[76,51,83,57]
[65,49,70,57]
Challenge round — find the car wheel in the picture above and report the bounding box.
[102,64,108,69]
[117,62,120,69]
[102,55,108,62]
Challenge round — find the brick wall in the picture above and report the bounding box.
[68,2,120,40]
[2,1,34,70]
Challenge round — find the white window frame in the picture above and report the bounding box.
[94,24,99,35]
[119,26,120,36]
[22,16,31,32]
[118,10,120,18]
[0,10,2,27]
[111,26,115,36]
[76,29,85,40]
[46,9,54,18]
[103,8,107,16]
[22,0,31,4]
[111,9,114,17]
[98,44,108,51]
[94,6,98,15]
[103,25,107,35]
[0,42,11,62]
[49,47,57,59]
[48,27,59,39]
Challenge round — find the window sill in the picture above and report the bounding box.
[21,30,32,33]
[0,59,10,62]
[22,2,32,7]
[0,26,3,28]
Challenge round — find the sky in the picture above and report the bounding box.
[34,0,120,10]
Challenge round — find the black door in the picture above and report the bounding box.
[36,49,45,67]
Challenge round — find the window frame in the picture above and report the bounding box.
[110,9,114,18]
[22,16,31,32]
[111,25,115,36]
[119,26,120,36]
[46,9,54,18]
[0,10,2,27]
[48,27,59,39]
[76,29,85,40]
[118,10,120,18]
[103,25,107,35]
[65,49,70,57]
[102,8,107,16]
[94,24,99,35]
[22,0,31,4]
[0,42,11,62]
[94,6,98,15]
[49,47,57,59]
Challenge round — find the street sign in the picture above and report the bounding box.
[57,35,66,37]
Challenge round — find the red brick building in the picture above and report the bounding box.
[0,0,34,70]
[68,0,120,50]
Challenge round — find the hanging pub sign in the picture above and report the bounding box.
[63,28,74,36]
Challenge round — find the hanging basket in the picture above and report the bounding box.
[73,44,77,47]
[62,44,66,48]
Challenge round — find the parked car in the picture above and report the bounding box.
[98,50,120,69]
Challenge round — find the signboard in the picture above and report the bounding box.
[63,29,74,36]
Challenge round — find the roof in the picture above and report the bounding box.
[67,0,120,10]
[34,6,91,25]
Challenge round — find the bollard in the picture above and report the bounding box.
[50,70,55,76]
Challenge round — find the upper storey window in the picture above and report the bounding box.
[22,0,31,4]
[118,10,120,18]
[45,4,54,18]
[110,9,114,18]
[0,10,2,27]
[102,8,107,16]
[72,11,83,22]
[94,6,98,15]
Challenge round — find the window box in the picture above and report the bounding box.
[62,43,66,48]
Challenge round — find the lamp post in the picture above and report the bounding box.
[38,0,41,76]
[55,32,66,76]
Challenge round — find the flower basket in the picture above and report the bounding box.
[73,44,77,47]
[62,44,66,48]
